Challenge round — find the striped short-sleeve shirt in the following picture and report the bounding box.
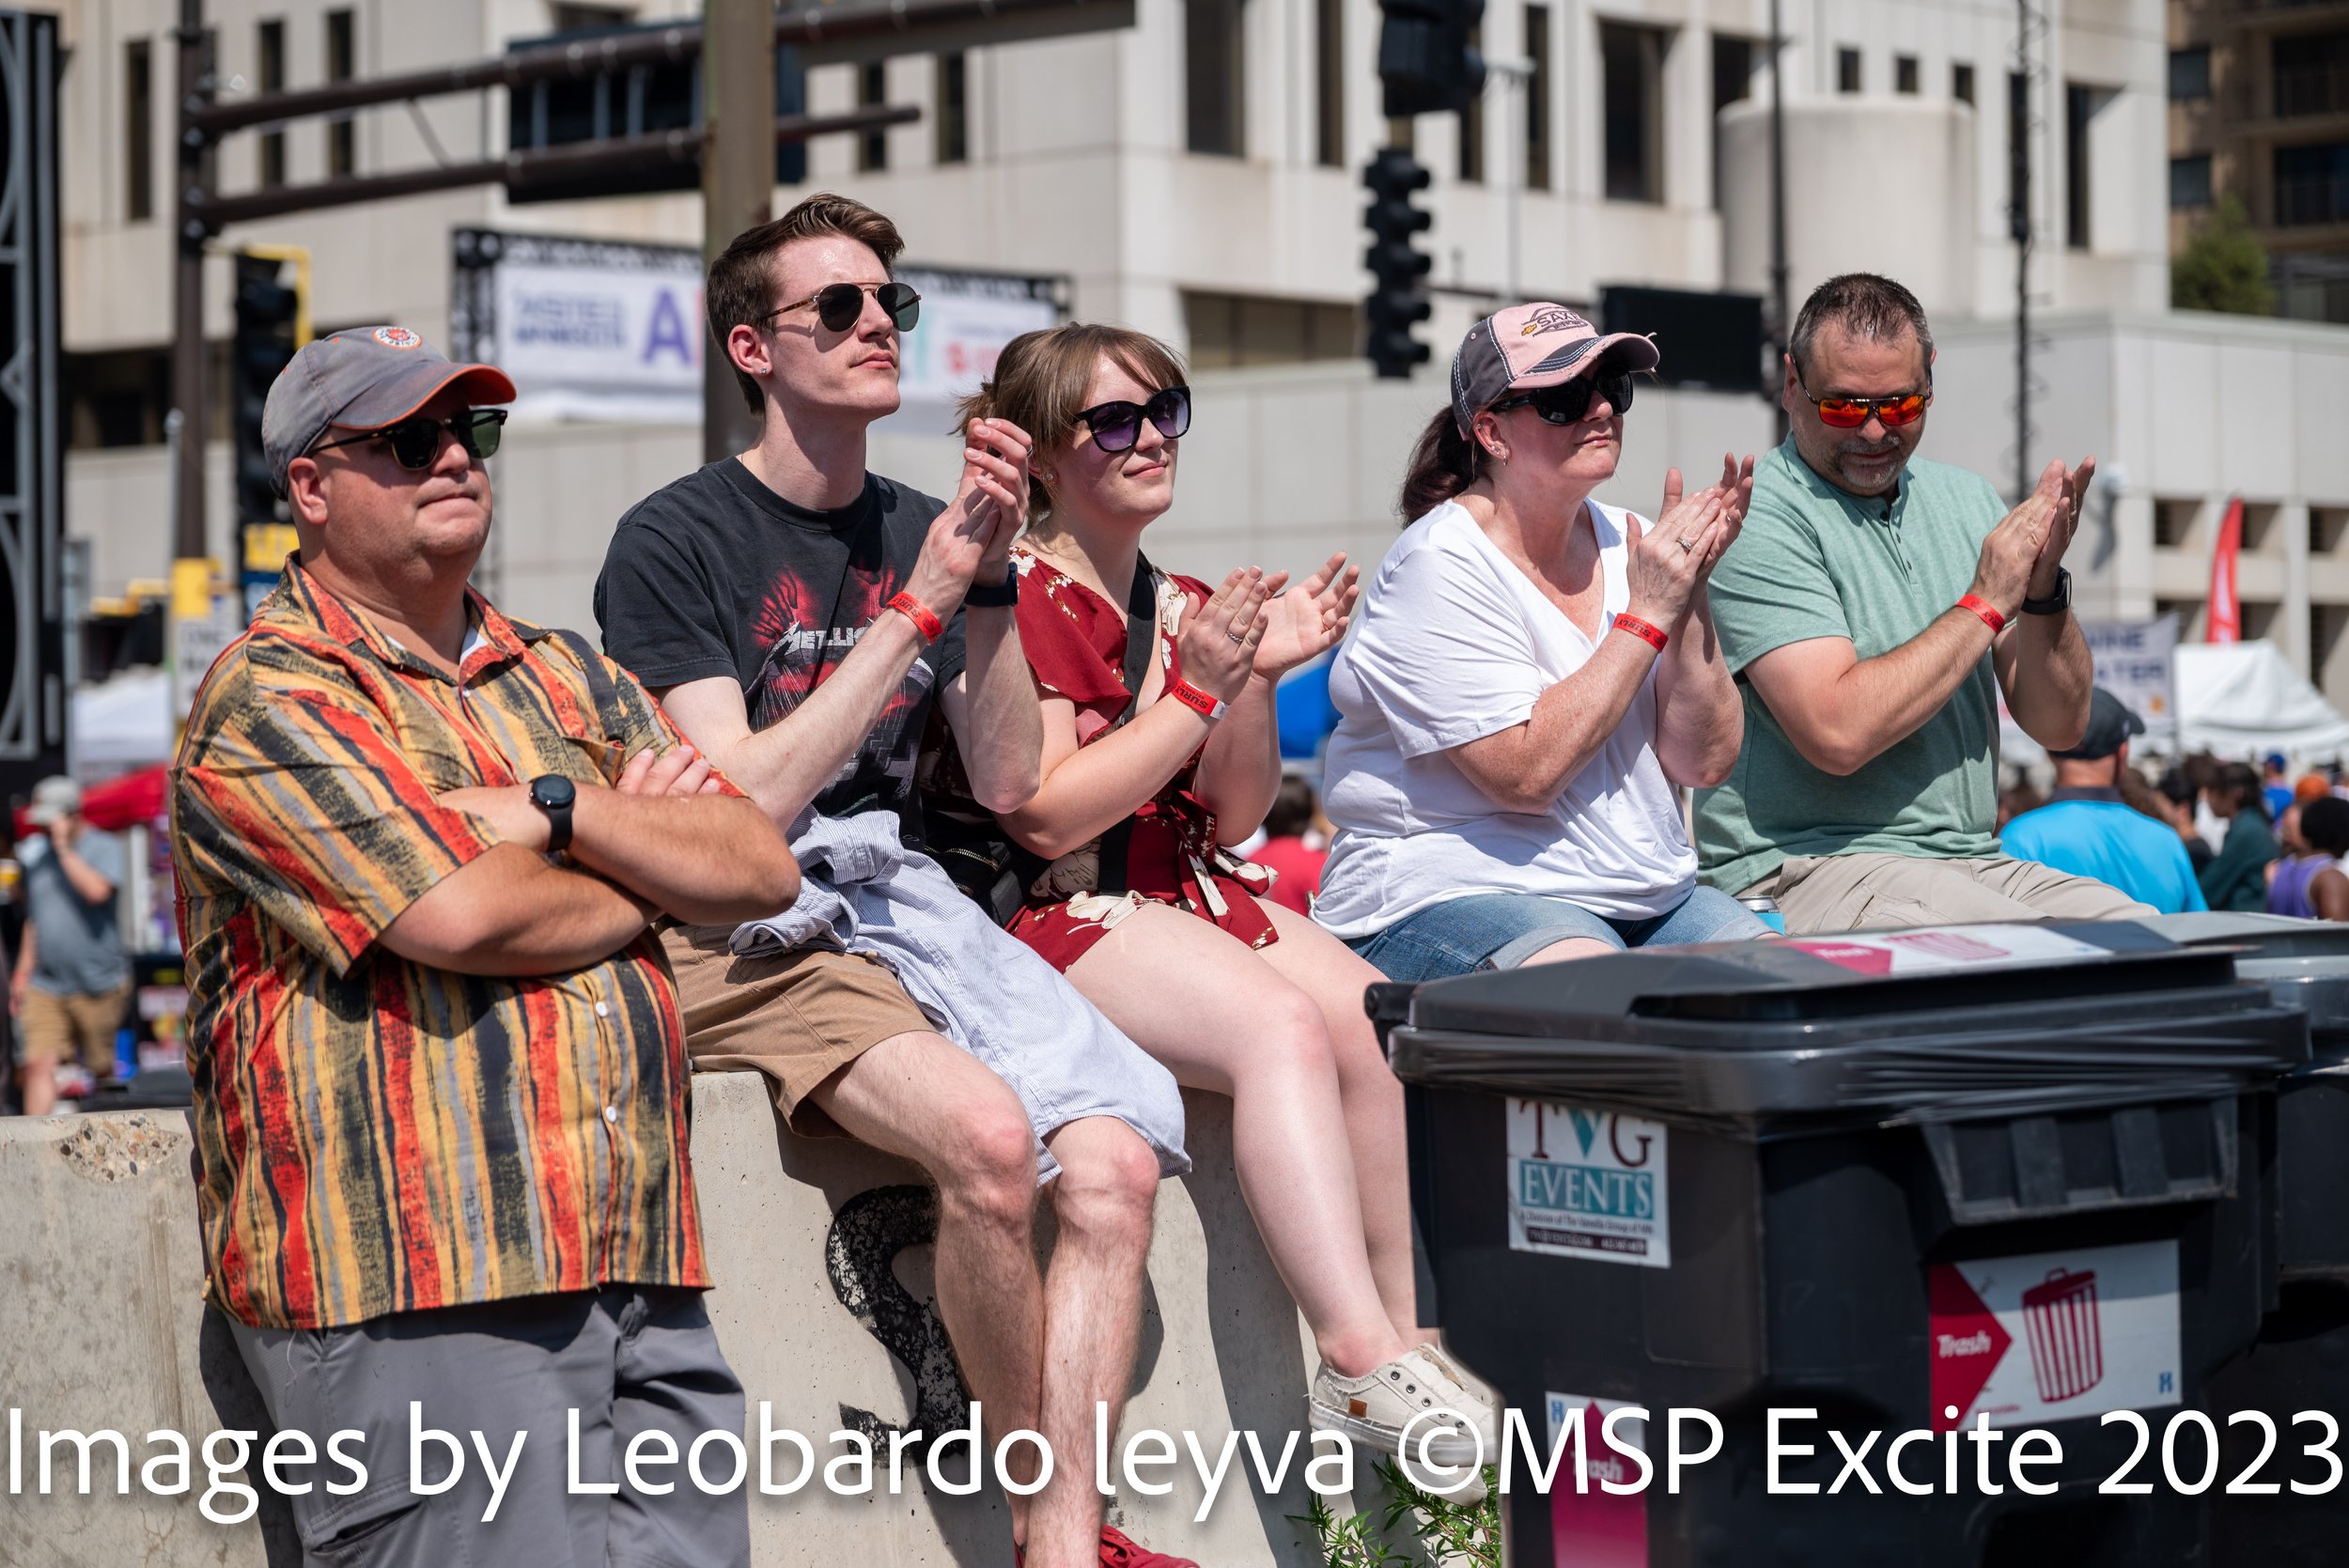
[171,561,715,1330]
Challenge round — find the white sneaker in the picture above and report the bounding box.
[1309,1346,1492,1469]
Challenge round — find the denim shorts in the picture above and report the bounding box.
[1345,886,1770,985]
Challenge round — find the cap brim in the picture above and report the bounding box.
[327,363,519,431]
[1512,332,1660,392]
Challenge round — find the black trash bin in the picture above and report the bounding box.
[2146,914,2349,1565]
[1389,922,2307,1568]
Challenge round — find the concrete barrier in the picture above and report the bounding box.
[0,1074,1340,1566]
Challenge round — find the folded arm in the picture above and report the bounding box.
[1741,612,1999,778]
[378,846,655,976]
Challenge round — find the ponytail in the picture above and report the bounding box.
[1398,405,1481,521]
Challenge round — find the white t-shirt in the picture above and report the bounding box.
[1312,497,1697,937]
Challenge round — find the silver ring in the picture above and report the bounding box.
[1676,536,1696,551]
[1227,630,1246,644]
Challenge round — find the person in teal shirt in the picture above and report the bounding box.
[1693,273,2153,933]
[2200,762,2281,913]
[1999,690,2205,915]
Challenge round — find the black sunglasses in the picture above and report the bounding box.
[1489,368,1637,427]
[310,408,507,470]
[766,280,923,334]
[1076,385,1190,454]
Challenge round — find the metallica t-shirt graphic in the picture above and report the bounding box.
[597,460,964,847]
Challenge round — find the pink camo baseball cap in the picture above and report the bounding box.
[1450,303,1659,436]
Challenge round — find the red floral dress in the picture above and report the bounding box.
[999,548,1281,971]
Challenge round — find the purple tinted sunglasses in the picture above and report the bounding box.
[1077,385,1190,453]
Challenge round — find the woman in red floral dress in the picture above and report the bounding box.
[950,323,1497,1467]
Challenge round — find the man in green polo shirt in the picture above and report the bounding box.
[1695,272,2152,933]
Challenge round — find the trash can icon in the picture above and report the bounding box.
[2021,1267,2104,1404]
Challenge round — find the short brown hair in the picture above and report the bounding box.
[707,193,906,413]
[1787,272,1934,381]
[957,323,1186,523]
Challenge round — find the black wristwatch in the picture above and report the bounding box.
[963,573,1019,609]
[2022,567,2071,616]
[528,773,577,855]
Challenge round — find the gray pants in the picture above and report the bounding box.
[230,1285,750,1568]
[1748,852,2156,936]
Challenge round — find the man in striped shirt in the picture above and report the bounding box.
[170,327,799,1562]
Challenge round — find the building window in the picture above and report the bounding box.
[2170,154,2213,209]
[2276,33,2349,119]
[552,3,634,28]
[124,39,152,222]
[2067,82,2097,248]
[1316,0,1343,167]
[1602,23,1667,204]
[1712,34,1754,209]
[1953,61,1975,104]
[1525,6,1552,189]
[2154,497,2196,549]
[325,9,354,178]
[1186,0,1247,157]
[1838,47,1861,94]
[2170,47,2211,101]
[1895,54,1919,94]
[257,20,286,189]
[2008,71,2029,228]
[1458,23,1485,181]
[935,52,968,164]
[1184,291,1356,367]
[858,61,889,171]
[2277,141,2349,226]
[2313,505,2349,557]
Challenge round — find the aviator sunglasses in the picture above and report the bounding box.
[310,408,508,469]
[766,280,924,334]
[1798,380,1933,429]
[1488,367,1637,426]
[1076,385,1191,453]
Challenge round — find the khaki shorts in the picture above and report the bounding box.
[1746,853,2155,936]
[661,924,932,1137]
[19,981,132,1071]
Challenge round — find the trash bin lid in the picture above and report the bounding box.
[1390,921,2308,1127]
[2137,911,2349,1041]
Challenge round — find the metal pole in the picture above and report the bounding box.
[1767,0,1788,441]
[171,0,211,564]
[703,0,776,464]
[2013,0,2031,504]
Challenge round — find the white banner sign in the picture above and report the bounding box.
[894,267,1063,410]
[2083,614,2179,745]
[1506,1098,1671,1267]
[490,244,706,424]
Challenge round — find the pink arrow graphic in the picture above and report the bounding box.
[1788,939,1896,976]
[1929,1264,2014,1430]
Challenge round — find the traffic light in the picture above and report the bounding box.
[1377,0,1486,119]
[230,251,302,527]
[1364,147,1433,380]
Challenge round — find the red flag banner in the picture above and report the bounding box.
[2208,496,2243,643]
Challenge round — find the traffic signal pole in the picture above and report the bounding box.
[703,0,777,464]
[170,0,212,566]
[1366,0,1483,379]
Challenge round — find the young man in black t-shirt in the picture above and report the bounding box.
[598,194,1192,1568]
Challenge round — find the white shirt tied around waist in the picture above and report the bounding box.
[1312,497,1698,939]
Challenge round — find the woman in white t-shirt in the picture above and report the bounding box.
[1317,303,1770,982]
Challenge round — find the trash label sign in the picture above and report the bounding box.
[1545,1392,1647,1567]
[1788,923,2107,978]
[1507,1099,1670,1267]
[1928,1238,2180,1431]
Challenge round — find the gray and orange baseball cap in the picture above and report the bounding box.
[261,325,517,496]
[1450,303,1658,436]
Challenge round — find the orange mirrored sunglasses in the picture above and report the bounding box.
[1799,380,1933,429]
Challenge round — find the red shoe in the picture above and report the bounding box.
[1097,1524,1198,1568]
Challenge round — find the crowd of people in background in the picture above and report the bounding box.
[0,184,2336,1567]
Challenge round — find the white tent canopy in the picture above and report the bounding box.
[70,667,174,781]
[2172,641,2349,761]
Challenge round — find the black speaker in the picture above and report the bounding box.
[1598,285,1766,394]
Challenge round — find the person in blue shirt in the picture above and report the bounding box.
[2263,753,2295,823]
[2002,689,2206,915]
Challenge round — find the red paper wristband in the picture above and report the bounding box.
[887,591,943,644]
[1167,677,1229,721]
[1958,594,2007,635]
[1612,613,1670,652]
